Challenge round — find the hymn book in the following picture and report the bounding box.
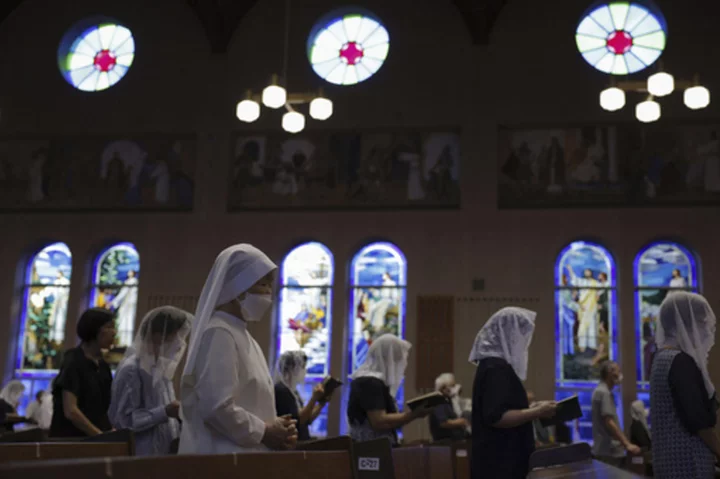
[539,395,582,427]
[321,376,343,399]
[406,391,449,411]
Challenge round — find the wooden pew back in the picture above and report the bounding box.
[0,441,130,464]
[0,450,353,479]
[393,446,452,479]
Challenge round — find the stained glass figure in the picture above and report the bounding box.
[277,242,334,436]
[307,10,389,85]
[90,243,140,366]
[17,242,73,375]
[635,242,697,386]
[58,21,135,91]
[576,1,667,75]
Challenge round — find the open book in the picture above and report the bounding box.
[406,391,449,411]
[321,376,343,400]
[539,395,582,427]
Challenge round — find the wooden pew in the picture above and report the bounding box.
[48,429,135,456]
[0,428,46,443]
[299,435,395,479]
[393,445,453,479]
[428,439,469,479]
[529,459,646,478]
[0,450,354,479]
[0,441,130,464]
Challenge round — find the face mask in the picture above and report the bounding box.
[236,294,273,322]
[450,384,461,397]
[617,373,624,383]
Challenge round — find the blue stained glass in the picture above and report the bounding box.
[634,242,698,386]
[555,241,617,386]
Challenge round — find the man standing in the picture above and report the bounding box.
[591,361,641,467]
[429,373,469,442]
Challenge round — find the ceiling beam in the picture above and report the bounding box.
[187,0,260,53]
[452,0,508,45]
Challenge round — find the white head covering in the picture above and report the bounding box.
[630,400,650,438]
[0,380,25,408]
[434,373,455,391]
[656,292,716,398]
[468,307,537,381]
[182,244,277,385]
[275,350,308,391]
[119,306,193,387]
[350,334,411,398]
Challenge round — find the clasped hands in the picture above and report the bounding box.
[262,414,298,450]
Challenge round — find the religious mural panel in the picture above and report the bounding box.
[228,131,460,210]
[498,124,720,208]
[0,136,195,211]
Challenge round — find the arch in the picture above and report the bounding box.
[634,241,698,388]
[341,241,407,435]
[555,240,618,442]
[90,242,140,365]
[13,242,72,413]
[276,241,334,437]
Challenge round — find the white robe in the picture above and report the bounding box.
[178,311,276,454]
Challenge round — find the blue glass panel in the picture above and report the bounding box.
[297,379,330,438]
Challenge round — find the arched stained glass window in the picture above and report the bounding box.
[276,242,334,437]
[14,242,72,413]
[58,19,135,92]
[555,241,617,442]
[307,9,389,86]
[90,243,140,367]
[634,242,698,388]
[576,1,667,75]
[340,241,407,434]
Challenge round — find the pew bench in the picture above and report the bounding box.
[0,441,131,464]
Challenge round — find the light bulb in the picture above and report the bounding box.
[635,99,661,123]
[236,99,260,122]
[599,87,625,112]
[684,86,710,110]
[309,97,333,120]
[262,85,287,109]
[282,111,305,133]
[647,72,674,97]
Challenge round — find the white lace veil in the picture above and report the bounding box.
[630,400,650,437]
[275,350,307,391]
[0,380,25,408]
[118,306,193,387]
[468,307,537,380]
[656,291,716,398]
[181,244,277,387]
[350,334,411,398]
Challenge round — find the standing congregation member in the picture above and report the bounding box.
[274,350,333,441]
[629,400,651,451]
[24,390,53,430]
[50,308,115,437]
[651,292,720,478]
[429,373,470,442]
[178,244,297,454]
[109,306,192,455]
[591,361,640,467]
[469,307,557,479]
[347,334,431,444]
[0,380,26,432]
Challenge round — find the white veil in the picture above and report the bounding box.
[468,307,537,381]
[181,244,277,387]
[0,380,25,408]
[118,306,193,387]
[350,334,411,398]
[656,291,716,398]
[275,350,307,391]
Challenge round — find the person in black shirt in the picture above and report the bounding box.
[469,307,557,479]
[0,380,27,432]
[429,373,469,442]
[50,308,116,437]
[347,334,432,444]
[629,400,651,450]
[274,351,333,441]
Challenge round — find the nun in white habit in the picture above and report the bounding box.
[178,244,297,455]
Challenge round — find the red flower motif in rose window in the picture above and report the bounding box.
[606,30,633,54]
[340,42,364,65]
[94,49,117,72]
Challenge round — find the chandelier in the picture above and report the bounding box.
[598,66,710,122]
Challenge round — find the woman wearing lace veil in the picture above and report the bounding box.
[650,292,720,478]
[347,334,431,444]
[469,307,557,479]
[109,306,192,455]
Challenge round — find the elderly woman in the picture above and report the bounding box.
[650,292,720,478]
[274,351,330,442]
[179,244,297,454]
[629,400,651,451]
[0,381,27,432]
[347,334,431,444]
[469,307,557,479]
[109,306,192,455]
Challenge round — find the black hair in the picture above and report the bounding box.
[140,307,188,338]
[36,390,45,401]
[76,308,115,342]
[599,360,617,381]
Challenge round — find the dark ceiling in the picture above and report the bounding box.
[0,0,507,53]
